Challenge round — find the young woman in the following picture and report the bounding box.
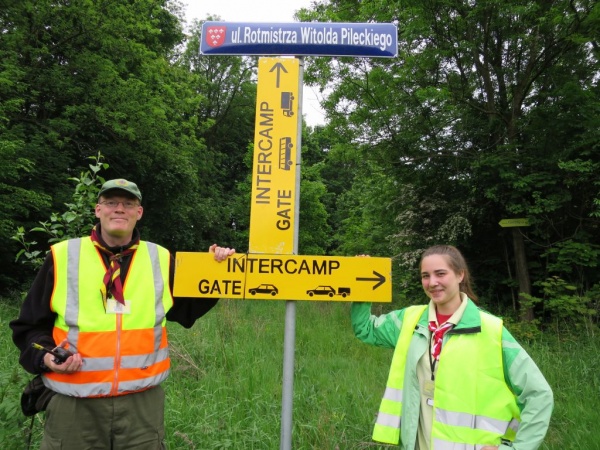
[352,245,553,450]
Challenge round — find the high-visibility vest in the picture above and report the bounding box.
[43,237,174,397]
[373,305,426,444]
[373,305,521,448]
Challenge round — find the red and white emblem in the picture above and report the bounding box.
[206,26,226,48]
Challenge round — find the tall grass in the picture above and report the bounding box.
[1,298,598,449]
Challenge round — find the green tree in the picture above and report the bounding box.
[298,164,333,255]
[299,0,600,320]
[173,18,258,249]
[12,153,108,269]
[0,0,228,290]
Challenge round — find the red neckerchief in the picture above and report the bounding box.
[428,320,454,361]
[90,225,139,308]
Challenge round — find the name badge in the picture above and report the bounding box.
[423,380,435,397]
[106,299,131,314]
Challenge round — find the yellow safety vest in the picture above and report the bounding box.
[44,237,174,397]
[373,305,520,448]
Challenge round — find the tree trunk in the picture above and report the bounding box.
[512,227,533,321]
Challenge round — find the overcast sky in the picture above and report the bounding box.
[184,0,313,23]
[183,0,326,126]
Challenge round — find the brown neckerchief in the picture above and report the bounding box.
[90,225,139,308]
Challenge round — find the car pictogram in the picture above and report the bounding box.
[248,284,279,296]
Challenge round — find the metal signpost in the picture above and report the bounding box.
[249,57,303,448]
[174,21,398,449]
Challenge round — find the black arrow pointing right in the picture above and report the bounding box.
[356,271,386,290]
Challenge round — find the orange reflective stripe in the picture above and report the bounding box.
[47,369,115,384]
[119,328,168,354]
[74,331,117,357]
[69,328,168,358]
[52,328,69,350]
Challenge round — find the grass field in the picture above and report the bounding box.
[1,298,598,449]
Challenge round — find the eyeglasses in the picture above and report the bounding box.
[99,200,140,209]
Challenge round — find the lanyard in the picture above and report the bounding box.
[427,324,454,380]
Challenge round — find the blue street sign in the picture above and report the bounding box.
[201,22,398,58]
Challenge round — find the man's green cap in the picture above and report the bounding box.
[98,179,142,202]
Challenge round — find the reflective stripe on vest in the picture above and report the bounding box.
[372,305,520,447]
[432,438,490,450]
[372,305,427,444]
[436,407,517,435]
[44,238,174,397]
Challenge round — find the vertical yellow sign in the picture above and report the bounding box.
[249,57,300,254]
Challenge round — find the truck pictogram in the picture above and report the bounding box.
[281,92,295,117]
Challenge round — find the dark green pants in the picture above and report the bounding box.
[41,386,167,450]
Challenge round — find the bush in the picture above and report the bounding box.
[11,153,107,270]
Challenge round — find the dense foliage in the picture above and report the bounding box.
[299,0,600,326]
[0,0,255,286]
[1,0,599,329]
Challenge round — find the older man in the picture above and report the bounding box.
[11,178,235,449]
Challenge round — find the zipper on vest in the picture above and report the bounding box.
[111,314,123,395]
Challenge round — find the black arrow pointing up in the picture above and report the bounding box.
[356,271,386,290]
[269,62,288,88]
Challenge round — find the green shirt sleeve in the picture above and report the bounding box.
[502,327,554,450]
[351,302,406,349]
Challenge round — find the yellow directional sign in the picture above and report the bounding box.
[499,218,530,227]
[174,252,392,303]
[249,57,301,254]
